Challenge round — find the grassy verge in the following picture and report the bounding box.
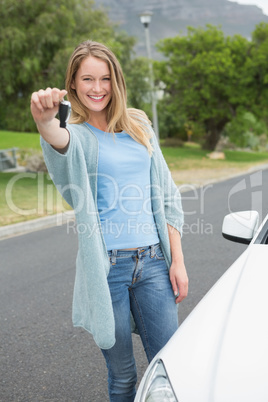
[0,172,71,226]
[162,142,268,170]
[0,130,41,150]
[0,130,42,167]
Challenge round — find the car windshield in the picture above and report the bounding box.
[254,218,268,244]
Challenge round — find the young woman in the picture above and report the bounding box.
[31,40,188,401]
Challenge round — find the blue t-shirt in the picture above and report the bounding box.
[86,123,159,250]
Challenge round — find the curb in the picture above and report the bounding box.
[0,211,75,241]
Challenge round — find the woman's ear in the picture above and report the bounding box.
[71,80,76,90]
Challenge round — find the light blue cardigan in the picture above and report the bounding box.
[41,122,184,349]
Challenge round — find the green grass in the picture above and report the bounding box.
[162,144,208,161]
[224,149,268,163]
[161,142,268,170]
[0,130,41,150]
[1,130,267,165]
[0,172,70,226]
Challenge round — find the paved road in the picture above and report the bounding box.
[1,168,268,401]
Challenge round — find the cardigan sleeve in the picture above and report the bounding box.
[40,124,76,208]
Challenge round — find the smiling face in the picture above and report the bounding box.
[71,56,112,121]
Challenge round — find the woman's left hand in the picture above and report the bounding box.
[169,261,189,304]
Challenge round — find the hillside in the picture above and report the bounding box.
[94,0,268,58]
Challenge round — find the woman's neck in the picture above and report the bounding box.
[87,112,108,132]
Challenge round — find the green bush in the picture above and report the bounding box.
[223,112,268,150]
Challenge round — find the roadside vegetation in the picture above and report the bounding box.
[1,0,268,152]
[162,142,268,170]
[0,131,40,150]
[0,171,71,226]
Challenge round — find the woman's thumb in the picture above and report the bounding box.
[60,89,68,99]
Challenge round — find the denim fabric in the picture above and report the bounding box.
[101,243,178,402]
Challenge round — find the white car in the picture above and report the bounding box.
[135,210,268,402]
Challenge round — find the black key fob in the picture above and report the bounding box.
[59,100,71,128]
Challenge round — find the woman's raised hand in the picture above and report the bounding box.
[31,88,68,125]
[30,88,70,150]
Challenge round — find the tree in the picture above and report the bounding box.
[247,22,268,122]
[155,25,251,150]
[0,0,150,131]
[109,31,151,114]
[223,111,267,149]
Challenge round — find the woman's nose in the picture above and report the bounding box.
[92,80,101,92]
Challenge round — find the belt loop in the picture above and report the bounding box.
[111,249,117,265]
[150,244,155,258]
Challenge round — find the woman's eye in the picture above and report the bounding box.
[103,77,111,81]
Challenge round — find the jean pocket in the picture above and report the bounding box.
[154,245,165,260]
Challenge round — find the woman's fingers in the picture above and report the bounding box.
[31,88,68,125]
[52,88,68,106]
[169,262,189,304]
[43,88,54,108]
[31,88,68,123]
[31,91,45,112]
[59,89,68,101]
[31,88,68,110]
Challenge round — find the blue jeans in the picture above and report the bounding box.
[101,243,178,402]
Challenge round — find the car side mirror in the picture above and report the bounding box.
[222,211,259,244]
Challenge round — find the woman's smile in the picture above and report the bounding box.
[88,95,107,102]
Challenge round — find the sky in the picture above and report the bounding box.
[228,0,268,16]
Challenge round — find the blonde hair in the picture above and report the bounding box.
[65,40,153,155]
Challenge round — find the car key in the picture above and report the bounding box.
[59,100,71,128]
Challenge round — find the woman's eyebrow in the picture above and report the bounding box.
[81,74,111,78]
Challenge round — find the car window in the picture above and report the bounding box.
[254,219,268,244]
